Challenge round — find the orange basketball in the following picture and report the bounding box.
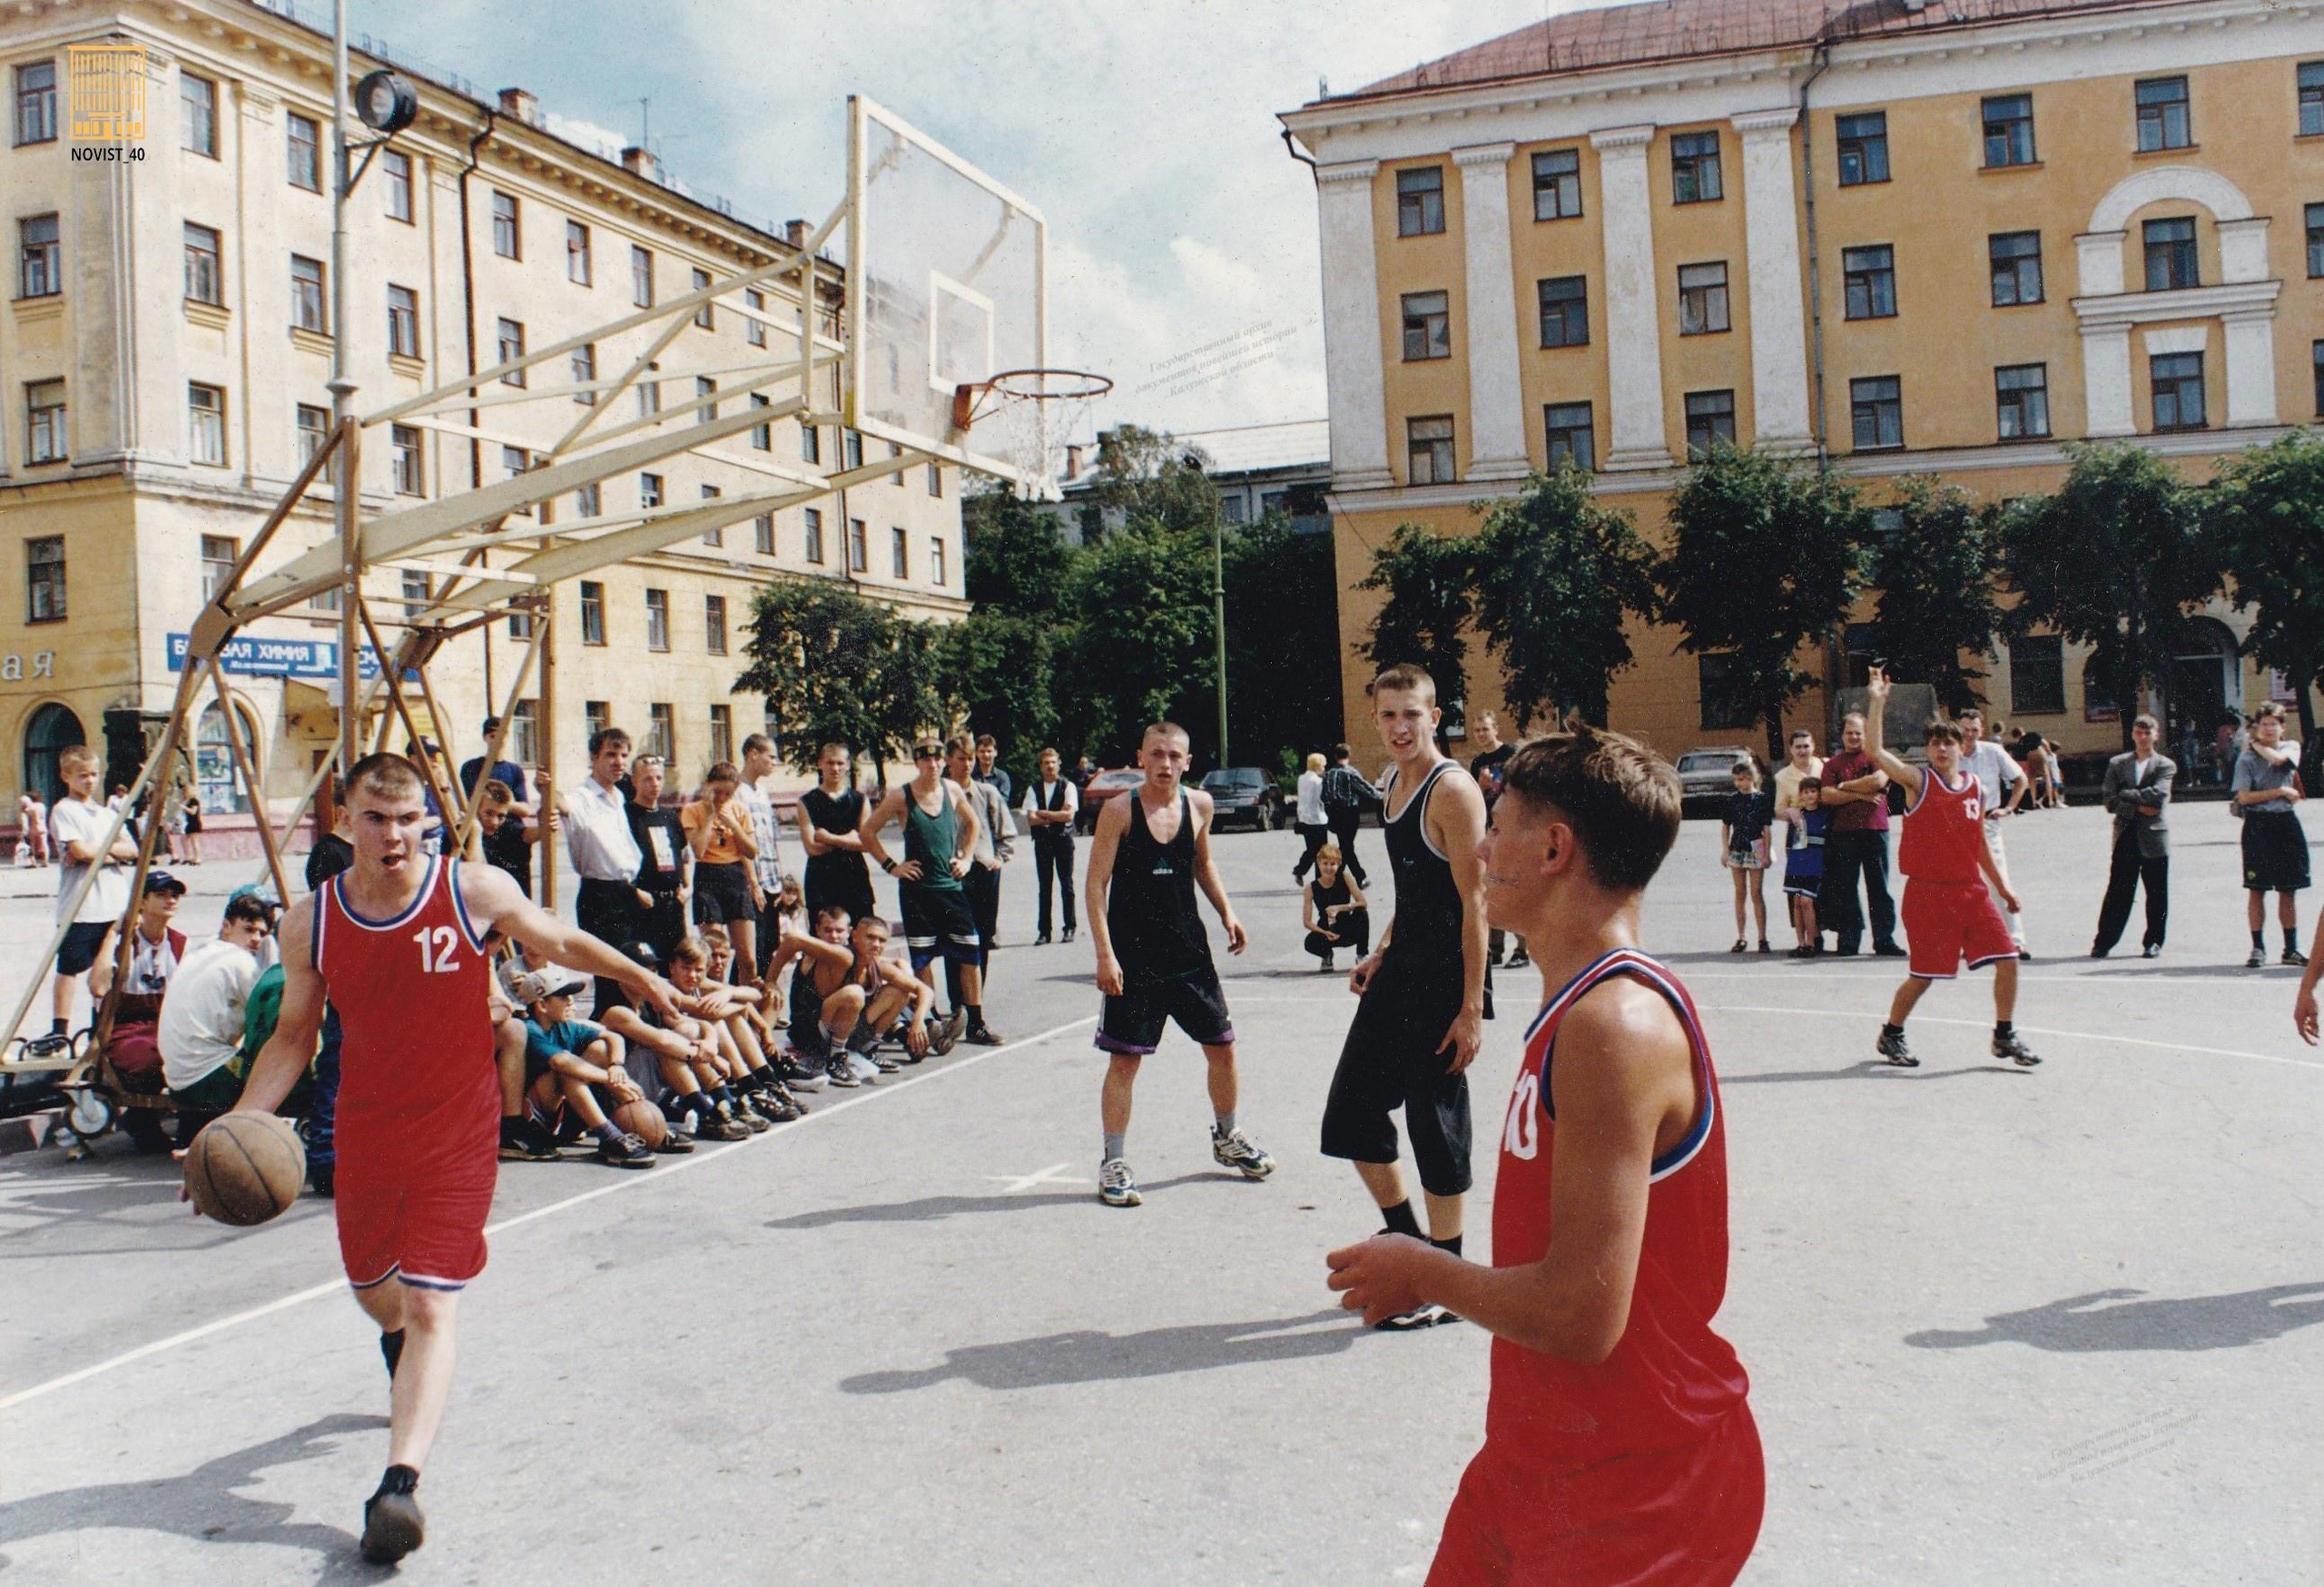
[183,1113,306,1227]
[612,1098,666,1149]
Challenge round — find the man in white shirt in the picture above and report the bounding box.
[1021,746,1081,944]
[737,734,789,979]
[160,893,276,1115]
[560,727,645,1009]
[1772,729,1825,818]
[1957,706,2029,956]
[44,745,134,1047]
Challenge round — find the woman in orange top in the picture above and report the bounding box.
[683,762,762,987]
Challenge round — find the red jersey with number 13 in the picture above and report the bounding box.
[314,855,499,1179]
[1896,767,1985,884]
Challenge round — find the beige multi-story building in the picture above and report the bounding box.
[1284,0,2324,773]
[0,0,964,843]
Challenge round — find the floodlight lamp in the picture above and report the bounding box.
[355,70,419,135]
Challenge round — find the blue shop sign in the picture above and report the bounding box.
[165,634,411,681]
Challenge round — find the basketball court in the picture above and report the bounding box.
[2,802,2319,1583]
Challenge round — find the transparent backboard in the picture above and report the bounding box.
[846,95,1047,490]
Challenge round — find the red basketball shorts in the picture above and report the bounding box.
[1901,879,2016,981]
[335,1148,497,1292]
[1427,1405,1763,1587]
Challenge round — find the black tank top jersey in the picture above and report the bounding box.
[1108,792,1210,981]
[1310,873,1353,915]
[1381,760,1467,971]
[802,786,862,845]
[789,948,872,1031]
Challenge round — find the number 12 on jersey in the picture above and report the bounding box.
[413,924,462,974]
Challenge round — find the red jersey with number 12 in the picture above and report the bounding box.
[314,855,499,1180]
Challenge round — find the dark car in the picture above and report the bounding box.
[1199,767,1285,833]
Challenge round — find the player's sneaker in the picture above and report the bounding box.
[1876,1028,1919,1068]
[775,1053,825,1091]
[652,1128,695,1154]
[845,1050,882,1083]
[934,1008,968,1055]
[965,1023,1006,1046]
[1991,1030,2042,1068]
[1211,1127,1275,1180]
[498,1116,558,1162]
[1098,1157,1142,1208]
[697,1109,751,1141]
[2248,947,2269,969]
[596,1131,655,1168]
[2283,948,2309,967]
[732,1096,773,1132]
[360,1468,426,1564]
[1376,1303,1460,1332]
[822,1055,861,1088]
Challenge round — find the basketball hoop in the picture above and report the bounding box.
[951,367,1112,499]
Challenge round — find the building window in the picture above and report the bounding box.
[181,72,218,156]
[1531,148,1582,220]
[572,343,597,405]
[585,700,610,742]
[692,266,714,330]
[642,587,669,651]
[14,61,57,146]
[566,220,591,285]
[1850,376,1904,450]
[380,148,412,222]
[497,318,527,384]
[1401,291,1450,360]
[1670,131,1722,203]
[1842,245,1896,320]
[2143,217,2199,291]
[749,392,773,449]
[2314,340,2324,417]
[2135,75,2191,153]
[1990,231,2043,306]
[290,254,326,332]
[2009,634,2065,715]
[700,483,723,545]
[576,482,601,518]
[2307,205,2324,280]
[847,518,868,572]
[1697,653,1753,730]
[2303,62,2324,138]
[744,287,767,347]
[508,700,540,765]
[695,376,717,423]
[187,383,227,466]
[201,535,238,601]
[707,703,733,766]
[26,536,64,621]
[489,190,519,259]
[703,593,728,656]
[755,513,777,556]
[931,536,948,586]
[886,526,908,578]
[296,404,330,470]
[579,581,606,645]
[2151,351,2205,431]
[18,213,59,299]
[1407,415,1455,485]
[1684,389,1736,458]
[1396,166,1445,236]
[400,570,431,621]
[286,112,320,191]
[387,285,420,359]
[183,222,222,304]
[637,378,661,419]
[25,380,65,464]
[1982,94,2035,168]
[1836,111,1889,186]
[502,447,532,516]
[928,462,943,497]
[390,423,424,495]
[1678,261,1729,335]
[844,429,864,470]
[631,244,655,308]
[1543,401,1595,471]
[1994,364,2050,440]
[640,472,664,509]
[802,422,822,465]
[1537,275,1589,348]
[647,704,675,764]
[804,508,825,564]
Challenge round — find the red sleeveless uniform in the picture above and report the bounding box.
[1897,768,2014,980]
[1430,948,1761,1587]
[314,855,500,1290]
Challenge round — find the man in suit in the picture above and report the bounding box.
[2093,714,2174,960]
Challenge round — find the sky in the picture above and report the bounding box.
[344,0,1574,448]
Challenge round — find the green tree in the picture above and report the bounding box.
[1086,425,1220,537]
[2211,430,2324,764]
[1057,522,1218,764]
[1357,523,1479,713]
[964,483,1077,616]
[734,577,944,775]
[1222,512,1344,773]
[2000,442,2221,751]
[1471,467,1659,728]
[937,609,1059,786]
[1865,474,2006,715]
[1658,447,1871,762]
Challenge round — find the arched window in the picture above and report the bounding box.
[21,702,84,804]
[194,701,261,816]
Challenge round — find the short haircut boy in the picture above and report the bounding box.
[588,726,632,756]
[344,751,423,802]
[1368,663,1435,701]
[1498,724,1682,893]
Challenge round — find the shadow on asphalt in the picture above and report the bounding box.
[1905,1283,2324,1353]
[1724,1060,2034,1085]
[840,1306,1369,1393]
[0,1412,379,1582]
[763,1170,1249,1230]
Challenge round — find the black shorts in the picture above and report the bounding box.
[2242,815,2311,893]
[1320,952,1472,1198]
[1097,968,1234,1055]
[804,856,876,922]
[788,1009,833,1060]
[693,861,755,924]
[55,920,113,977]
[900,882,980,966]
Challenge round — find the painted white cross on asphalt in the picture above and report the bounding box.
[986,1161,1087,1194]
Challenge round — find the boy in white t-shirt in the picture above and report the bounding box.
[159,893,276,1116]
[44,744,135,1049]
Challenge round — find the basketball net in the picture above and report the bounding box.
[952,368,1111,501]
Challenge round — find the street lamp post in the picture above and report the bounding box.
[1213,514,1229,767]
[330,0,359,779]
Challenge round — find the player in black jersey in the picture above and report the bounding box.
[1085,722,1275,1208]
[1321,665,1491,1328]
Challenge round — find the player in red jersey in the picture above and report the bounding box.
[1862,668,2041,1069]
[229,754,678,1564]
[1327,724,1762,1585]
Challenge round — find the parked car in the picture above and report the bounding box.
[1675,747,1757,818]
[1199,767,1285,832]
[1076,768,1145,834]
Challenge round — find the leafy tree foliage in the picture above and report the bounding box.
[1357,524,1479,713]
[1223,513,1344,774]
[1470,466,1658,728]
[964,486,1074,616]
[734,577,944,775]
[2210,431,2324,765]
[937,611,1059,787]
[1864,475,2006,715]
[1056,522,1219,764]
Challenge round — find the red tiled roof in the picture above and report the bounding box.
[1335,0,2183,104]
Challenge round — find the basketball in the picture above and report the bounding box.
[612,1099,666,1149]
[183,1113,307,1227]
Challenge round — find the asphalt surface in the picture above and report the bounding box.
[1,800,2319,1585]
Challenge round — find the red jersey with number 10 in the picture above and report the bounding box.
[1896,766,1985,884]
[314,855,499,1179]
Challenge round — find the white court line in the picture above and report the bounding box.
[1694,1001,2324,1072]
[0,1015,1098,1415]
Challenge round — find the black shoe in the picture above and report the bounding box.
[2142,943,2162,960]
[2089,945,2112,959]
[1873,943,1907,959]
[309,1161,335,1198]
[1992,1030,2042,1068]
[2248,947,2270,970]
[596,1131,655,1168]
[933,1007,967,1056]
[2016,948,2034,961]
[1062,925,1077,942]
[1876,1028,1919,1068]
[1375,1303,1459,1331]
[1831,946,1861,958]
[1035,932,1052,946]
[361,1469,426,1564]
[965,1023,1005,1046]
[2284,948,2309,968]
[1505,948,1528,969]
[498,1117,558,1162]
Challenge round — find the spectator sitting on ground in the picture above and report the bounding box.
[766,908,941,1083]
[591,946,763,1141]
[93,870,189,1100]
[159,893,283,1130]
[662,937,801,1119]
[512,969,656,1168]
